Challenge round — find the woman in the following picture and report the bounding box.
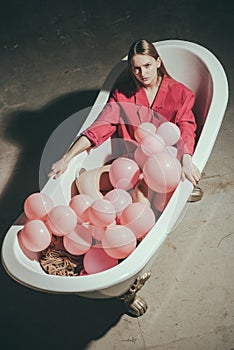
[49,39,201,188]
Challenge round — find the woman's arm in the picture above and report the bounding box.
[48,90,122,179]
[175,87,201,185]
[48,135,91,179]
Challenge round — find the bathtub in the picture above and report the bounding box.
[1,40,228,316]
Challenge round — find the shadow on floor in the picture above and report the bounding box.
[0,267,125,350]
[0,89,126,349]
[0,89,98,233]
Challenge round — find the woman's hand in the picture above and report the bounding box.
[181,154,201,186]
[48,154,71,179]
[48,136,92,179]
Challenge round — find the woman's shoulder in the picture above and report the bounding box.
[164,75,194,97]
[111,74,137,100]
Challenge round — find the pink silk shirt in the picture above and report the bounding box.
[82,75,197,156]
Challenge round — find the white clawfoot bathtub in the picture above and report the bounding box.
[1,40,228,313]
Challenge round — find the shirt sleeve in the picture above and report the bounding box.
[82,92,120,147]
[175,88,197,155]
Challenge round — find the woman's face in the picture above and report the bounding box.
[130,54,161,87]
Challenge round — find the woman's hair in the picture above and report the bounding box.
[113,39,169,96]
[127,39,169,77]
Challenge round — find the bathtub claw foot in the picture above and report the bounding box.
[119,271,151,317]
[188,185,203,202]
[125,295,148,317]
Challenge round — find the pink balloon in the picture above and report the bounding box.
[109,157,140,190]
[152,191,174,212]
[89,225,106,241]
[120,202,156,239]
[80,269,88,276]
[24,192,53,220]
[134,122,156,143]
[157,122,181,146]
[141,134,165,156]
[20,220,52,252]
[143,152,181,193]
[88,199,116,227]
[69,194,94,223]
[166,146,178,158]
[18,229,39,260]
[63,224,92,255]
[46,205,77,236]
[104,189,132,217]
[102,225,136,259]
[134,145,149,169]
[83,247,118,274]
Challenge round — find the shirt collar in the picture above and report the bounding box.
[134,75,170,110]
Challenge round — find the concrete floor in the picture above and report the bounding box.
[0,1,233,349]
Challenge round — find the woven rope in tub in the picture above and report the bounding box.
[39,238,84,276]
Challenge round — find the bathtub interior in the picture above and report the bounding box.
[2,40,228,294]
